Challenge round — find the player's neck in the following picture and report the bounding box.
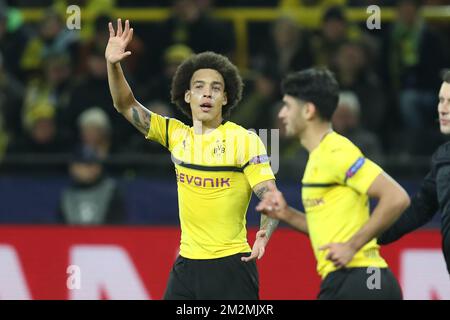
[300,122,333,153]
[192,116,223,135]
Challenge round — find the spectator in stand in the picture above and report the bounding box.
[77,107,113,160]
[156,0,235,64]
[253,16,314,83]
[145,44,193,124]
[333,41,387,136]
[381,0,448,155]
[65,46,135,149]
[20,8,79,79]
[23,52,75,143]
[14,102,66,153]
[332,91,383,162]
[230,69,279,130]
[58,147,126,225]
[0,0,30,81]
[311,6,355,68]
[3,101,68,174]
[0,51,24,144]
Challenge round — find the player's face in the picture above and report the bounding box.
[438,82,450,135]
[185,68,227,123]
[279,95,307,137]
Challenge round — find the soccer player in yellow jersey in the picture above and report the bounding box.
[257,68,410,299]
[105,19,279,299]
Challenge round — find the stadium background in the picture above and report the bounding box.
[0,0,449,299]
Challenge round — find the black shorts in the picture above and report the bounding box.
[318,267,403,300]
[163,252,259,300]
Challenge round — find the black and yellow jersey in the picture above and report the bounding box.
[146,112,275,259]
[302,131,388,279]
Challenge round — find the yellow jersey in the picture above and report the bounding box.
[146,112,275,259]
[302,131,388,279]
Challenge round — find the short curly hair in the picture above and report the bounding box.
[171,52,243,119]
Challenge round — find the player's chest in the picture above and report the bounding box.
[301,161,335,210]
[171,135,238,166]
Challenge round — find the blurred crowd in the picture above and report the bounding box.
[0,0,449,178]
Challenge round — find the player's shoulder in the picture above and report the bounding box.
[321,131,362,156]
[167,116,189,129]
[223,121,260,139]
[164,116,190,137]
[223,121,247,132]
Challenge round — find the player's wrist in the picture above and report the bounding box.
[282,207,295,222]
[345,238,361,253]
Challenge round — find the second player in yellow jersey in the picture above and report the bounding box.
[257,68,409,299]
[302,131,387,278]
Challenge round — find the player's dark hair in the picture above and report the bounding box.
[443,70,450,83]
[281,68,340,121]
[171,51,243,119]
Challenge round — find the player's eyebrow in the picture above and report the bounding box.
[192,80,223,87]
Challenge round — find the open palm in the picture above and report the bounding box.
[105,18,134,64]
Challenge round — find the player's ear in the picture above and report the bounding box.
[304,102,316,120]
[184,90,191,104]
[222,92,228,106]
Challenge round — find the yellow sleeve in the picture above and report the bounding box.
[145,112,188,152]
[241,132,275,188]
[329,146,382,194]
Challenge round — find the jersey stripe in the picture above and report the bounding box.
[172,156,244,172]
[302,183,339,188]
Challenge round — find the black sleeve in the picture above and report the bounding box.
[378,170,438,245]
[104,186,127,225]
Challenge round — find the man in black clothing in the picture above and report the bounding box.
[378,71,450,274]
[58,147,126,225]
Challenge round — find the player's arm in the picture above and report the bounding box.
[347,172,410,251]
[378,170,438,244]
[105,18,151,135]
[255,183,308,235]
[320,172,410,268]
[241,179,280,262]
[253,180,279,240]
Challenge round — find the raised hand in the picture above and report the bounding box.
[105,18,134,64]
